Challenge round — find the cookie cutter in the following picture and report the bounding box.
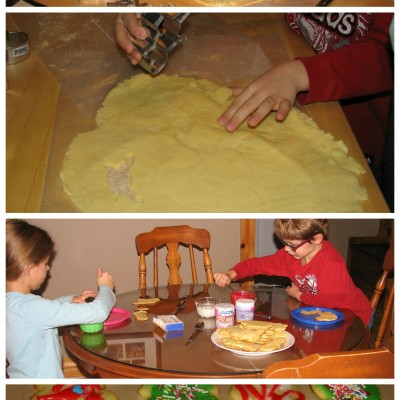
[106,0,136,6]
[131,13,189,75]
[6,31,30,65]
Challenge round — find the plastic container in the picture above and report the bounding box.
[79,322,104,333]
[215,303,235,328]
[235,298,255,321]
[230,290,256,305]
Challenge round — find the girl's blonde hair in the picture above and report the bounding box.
[6,219,54,281]
[274,219,329,241]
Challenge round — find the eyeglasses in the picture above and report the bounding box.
[279,236,314,251]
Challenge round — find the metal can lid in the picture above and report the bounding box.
[215,303,235,312]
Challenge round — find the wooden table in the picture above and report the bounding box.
[63,283,370,378]
[6,13,389,212]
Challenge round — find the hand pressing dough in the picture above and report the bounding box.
[61,74,367,212]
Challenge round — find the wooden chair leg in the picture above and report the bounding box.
[374,284,394,348]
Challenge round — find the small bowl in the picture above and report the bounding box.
[195,297,220,318]
[230,290,256,305]
[79,322,104,333]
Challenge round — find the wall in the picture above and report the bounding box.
[256,219,382,261]
[25,219,241,299]
[23,218,386,299]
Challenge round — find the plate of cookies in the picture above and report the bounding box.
[290,307,344,326]
[211,320,295,356]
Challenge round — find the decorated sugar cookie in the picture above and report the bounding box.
[138,384,220,400]
[311,385,381,400]
[31,385,118,400]
[229,385,306,400]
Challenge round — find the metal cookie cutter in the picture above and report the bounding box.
[131,13,189,75]
[6,31,30,64]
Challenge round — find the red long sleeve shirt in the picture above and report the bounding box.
[285,13,394,162]
[231,241,372,325]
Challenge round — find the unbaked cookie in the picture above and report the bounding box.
[61,74,366,213]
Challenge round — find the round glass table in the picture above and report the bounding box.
[63,283,370,378]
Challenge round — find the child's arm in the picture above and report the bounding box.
[114,14,148,65]
[96,267,115,290]
[214,270,237,287]
[218,60,309,132]
[297,14,393,103]
[286,282,302,301]
[72,290,98,304]
[214,251,289,287]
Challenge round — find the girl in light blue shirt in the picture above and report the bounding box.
[6,219,116,379]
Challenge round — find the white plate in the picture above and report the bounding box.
[211,330,295,357]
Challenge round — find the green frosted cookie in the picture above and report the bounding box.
[138,385,220,400]
[311,385,381,400]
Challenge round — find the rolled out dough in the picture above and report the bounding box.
[61,74,367,212]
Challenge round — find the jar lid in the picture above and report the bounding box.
[236,298,255,308]
[215,303,235,311]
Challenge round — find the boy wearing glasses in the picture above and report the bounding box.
[214,219,372,326]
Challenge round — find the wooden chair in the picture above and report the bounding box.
[370,226,394,314]
[374,283,394,350]
[370,223,394,350]
[262,347,394,378]
[135,225,214,289]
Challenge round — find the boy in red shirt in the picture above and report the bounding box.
[214,219,372,326]
[218,13,393,169]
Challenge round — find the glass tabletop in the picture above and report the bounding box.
[65,283,368,377]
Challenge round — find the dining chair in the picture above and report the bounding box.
[374,283,394,350]
[135,225,214,289]
[370,226,394,314]
[262,347,394,378]
[370,223,394,351]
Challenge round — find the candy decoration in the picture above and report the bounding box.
[31,385,118,400]
[311,385,381,400]
[230,385,306,400]
[138,384,220,400]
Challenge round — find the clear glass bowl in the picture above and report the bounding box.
[195,297,220,318]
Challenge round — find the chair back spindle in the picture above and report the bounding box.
[136,225,214,289]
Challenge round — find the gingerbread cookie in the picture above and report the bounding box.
[138,384,220,400]
[31,385,118,400]
[229,385,306,400]
[311,385,381,400]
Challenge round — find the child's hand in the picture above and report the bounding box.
[114,14,148,65]
[218,60,309,132]
[214,270,237,287]
[97,267,115,290]
[72,290,97,304]
[286,282,302,301]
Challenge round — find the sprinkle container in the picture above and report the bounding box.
[235,298,255,321]
[215,303,235,328]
